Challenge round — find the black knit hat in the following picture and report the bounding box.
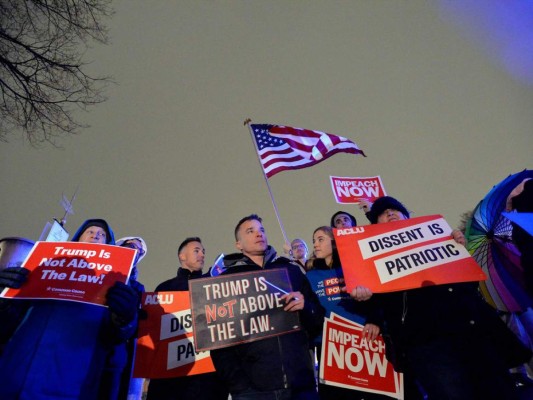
[368,196,410,224]
[330,211,357,228]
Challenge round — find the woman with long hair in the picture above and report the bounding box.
[307,226,385,400]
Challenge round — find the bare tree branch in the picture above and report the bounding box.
[0,0,113,145]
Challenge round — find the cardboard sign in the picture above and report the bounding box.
[320,313,403,399]
[336,215,486,293]
[0,241,135,305]
[189,269,300,351]
[39,219,69,242]
[133,291,216,378]
[330,176,386,204]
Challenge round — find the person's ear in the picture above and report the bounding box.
[235,240,243,252]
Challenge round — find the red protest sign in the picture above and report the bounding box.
[329,176,386,204]
[133,291,216,378]
[320,314,403,398]
[0,241,135,305]
[336,215,486,293]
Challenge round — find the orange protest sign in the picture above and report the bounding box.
[336,215,486,293]
[0,241,135,305]
[133,291,216,378]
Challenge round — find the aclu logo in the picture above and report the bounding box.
[144,293,174,305]
[336,227,365,236]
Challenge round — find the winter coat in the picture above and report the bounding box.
[147,267,228,400]
[155,267,203,291]
[367,282,532,372]
[307,255,370,327]
[99,278,146,400]
[209,247,325,394]
[0,219,136,400]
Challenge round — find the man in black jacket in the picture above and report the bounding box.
[210,214,325,400]
[155,237,206,292]
[147,237,228,400]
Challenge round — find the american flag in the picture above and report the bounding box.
[251,124,366,178]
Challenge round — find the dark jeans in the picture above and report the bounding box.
[232,387,318,400]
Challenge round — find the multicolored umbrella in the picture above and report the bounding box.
[465,169,533,312]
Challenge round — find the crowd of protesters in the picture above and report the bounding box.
[0,190,532,399]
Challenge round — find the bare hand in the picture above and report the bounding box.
[362,323,380,341]
[358,199,373,213]
[350,286,373,301]
[281,291,304,312]
[451,229,466,246]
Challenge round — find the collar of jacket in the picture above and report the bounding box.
[223,246,282,269]
[177,267,203,279]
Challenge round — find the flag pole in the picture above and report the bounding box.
[244,119,289,245]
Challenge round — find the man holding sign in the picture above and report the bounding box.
[0,219,141,400]
[347,197,530,400]
[147,237,228,400]
[209,214,325,400]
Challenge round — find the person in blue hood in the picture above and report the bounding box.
[0,218,141,400]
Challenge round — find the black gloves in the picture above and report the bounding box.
[129,279,144,298]
[106,281,141,325]
[0,267,29,290]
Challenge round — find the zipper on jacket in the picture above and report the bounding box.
[401,292,408,324]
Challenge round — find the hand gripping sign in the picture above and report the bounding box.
[0,241,135,305]
[320,312,403,399]
[336,215,486,293]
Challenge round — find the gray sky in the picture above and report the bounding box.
[1,1,532,291]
